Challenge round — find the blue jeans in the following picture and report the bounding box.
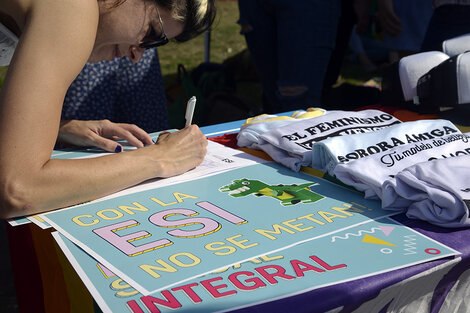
[238,0,340,113]
[62,49,168,133]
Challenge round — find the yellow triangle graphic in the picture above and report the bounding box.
[362,234,397,246]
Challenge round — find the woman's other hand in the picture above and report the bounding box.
[58,120,153,152]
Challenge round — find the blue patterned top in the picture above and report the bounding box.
[62,48,168,133]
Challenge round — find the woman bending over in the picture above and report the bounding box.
[0,0,216,218]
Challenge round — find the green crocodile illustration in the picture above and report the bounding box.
[219,178,324,206]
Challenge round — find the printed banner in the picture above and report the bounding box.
[53,217,459,313]
[43,162,399,295]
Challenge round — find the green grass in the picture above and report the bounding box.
[158,0,246,76]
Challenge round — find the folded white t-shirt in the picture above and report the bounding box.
[237,108,326,149]
[333,132,470,199]
[381,154,470,228]
[311,119,461,175]
[257,110,401,171]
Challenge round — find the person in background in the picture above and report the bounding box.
[0,0,216,219]
[349,26,379,73]
[321,0,357,102]
[421,0,470,52]
[237,0,341,114]
[321,0,385,110]
[376,0,433,62]
[346,2,390,73]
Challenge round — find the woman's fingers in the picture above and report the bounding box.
[111,123,154,146]
[86,132,124,153]
[58,120,153,151]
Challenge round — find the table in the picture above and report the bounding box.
[5,113,470,313]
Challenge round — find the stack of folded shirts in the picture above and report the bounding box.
[239,109,401,171]
[237,109,470,227]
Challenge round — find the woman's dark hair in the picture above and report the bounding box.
[104,0,216,42]
[157,0,216,42]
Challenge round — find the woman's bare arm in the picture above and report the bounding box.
[0,0,207,219]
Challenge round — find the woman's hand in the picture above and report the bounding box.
[151,125,208,178]
[58,120,153,152]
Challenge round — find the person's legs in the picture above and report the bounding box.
[241,0,340,113]
[275,0,340,112]
[238,0,279,113]
[323,0,356,90]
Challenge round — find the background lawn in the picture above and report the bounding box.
[158,0,246,75]
[0,0,380,125]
